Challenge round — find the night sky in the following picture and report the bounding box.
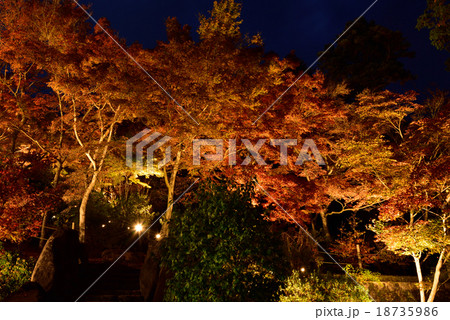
[85,0,448,95]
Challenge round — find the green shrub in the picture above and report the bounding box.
[344,264,380,283]
[279,270,372,302]
[0,243,34,301]
[162,179,287,301]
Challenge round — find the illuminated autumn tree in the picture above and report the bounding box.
[0,0,161,243]
[0,0,83,244]
[132,0,286,238]
[48,20,153,243]
[372,94,450,302]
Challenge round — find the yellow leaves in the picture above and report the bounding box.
[373,219,447,257]
[336,137,397,175]
[198,0,243,41]
[250,33,263,46]
[328,81,351,97]
[249,86,267,99]
[129,176,153,188]
[268,62,283,76]
[211,74,223,85]
[355,90,420,137]
[81,55,102,70]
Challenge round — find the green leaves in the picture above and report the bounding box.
[417,0,450,53]
[279,270,372,302]
[162,178,286,301]
[371,219,447,257]
[0,242,34,301]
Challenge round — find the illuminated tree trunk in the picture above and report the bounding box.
[73,101,118,243]
[161,150,181,238]
[39,159,64,248]
[319,210,331,241]
[78,140,111,243]
[427,248,446,302]
[356,243,363,269]
[39,212,49,248]
[79,169,101,244]
[77,126,114,243]
[413,254,426,302]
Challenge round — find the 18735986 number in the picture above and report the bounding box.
[377,307,438,317]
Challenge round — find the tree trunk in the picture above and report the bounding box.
[311,214,316,234]
[319,210,331,241]
[76,108,115,244]
[160,151,181,238]
[10,129,19,153]
[52,159,63,187]
[39,211,49,248]
[427,248,446,302]
[356,243,363,269]
[40,160,64,248]
[413,254,426,302]
[78,142,111,243]
[79,170,100,244]
[409,210,414,227]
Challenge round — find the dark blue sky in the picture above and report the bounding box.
[84,0,448,95]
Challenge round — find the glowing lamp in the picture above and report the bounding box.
[300,267,306,273]
[134,223,144,232]
[155,233,161,240]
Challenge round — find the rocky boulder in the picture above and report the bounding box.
[139,241,162,301]
[31,228,83,301]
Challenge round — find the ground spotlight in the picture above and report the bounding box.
[134,223,143,233]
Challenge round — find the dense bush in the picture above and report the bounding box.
[162,179,287,301]
[279,269,373,302]
[0,243,34,301]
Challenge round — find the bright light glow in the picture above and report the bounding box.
[300,267,306,273]
[101,224,106,228]
[134,223,144,232]
[155,233,161,239]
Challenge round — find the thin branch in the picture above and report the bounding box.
[16,127,49,154]
[72,99,85,148]
[85,151,97,171]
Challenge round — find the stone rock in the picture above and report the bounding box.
[152,267,172,302]
[31,228,82,301]
[139,241,162,301]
